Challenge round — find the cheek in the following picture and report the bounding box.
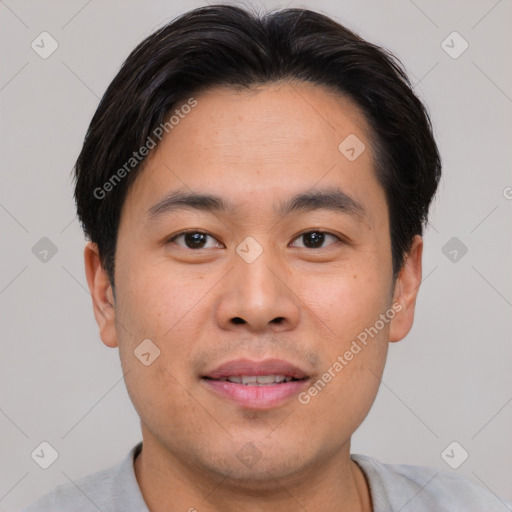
[122,360,226,445]
[114,267,204,434]
[114,263,212,409]
[296,262,390,411]
[299,262,391,341]
[299,321,388,436]
[115,258,210,338]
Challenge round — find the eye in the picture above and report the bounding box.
[290,230,341,249]
[167,230,223,250]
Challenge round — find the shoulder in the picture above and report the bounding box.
[19,443,144,512]
[351,453,512,511]
[19,465,115,512]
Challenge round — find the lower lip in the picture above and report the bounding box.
[202,379,308,409]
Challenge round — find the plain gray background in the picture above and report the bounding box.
[1,0,511,509]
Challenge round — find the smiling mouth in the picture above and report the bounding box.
[201,376,309,409]
[204,374,305,385]
[201,358,311,408]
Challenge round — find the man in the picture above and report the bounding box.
[21,3,511,511]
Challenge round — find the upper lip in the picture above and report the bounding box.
[203,358,310,380]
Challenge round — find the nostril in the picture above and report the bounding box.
[232,317,245,324]
[272,317,285,324]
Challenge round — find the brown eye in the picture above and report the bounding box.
[291,231,340,249]
[168,231,221,250]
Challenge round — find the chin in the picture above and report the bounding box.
[194,440,317,490]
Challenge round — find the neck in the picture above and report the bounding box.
[133,433,373,512]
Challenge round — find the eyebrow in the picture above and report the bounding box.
[147,187,366,221]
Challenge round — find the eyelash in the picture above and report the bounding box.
[166,230,343,250]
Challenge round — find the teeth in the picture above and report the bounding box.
[256,375,279,384]
[223,375,293,385]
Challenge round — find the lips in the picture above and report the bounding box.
[201,358,310,409]
[203,358,309,381]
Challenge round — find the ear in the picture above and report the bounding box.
[84,242,118,348]
[388,235,423,343]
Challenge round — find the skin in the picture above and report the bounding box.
[85,81,423,512]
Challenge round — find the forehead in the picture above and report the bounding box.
[164,81,373,168]
[121,80,384,226]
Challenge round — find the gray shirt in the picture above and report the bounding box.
[20,442,512,511]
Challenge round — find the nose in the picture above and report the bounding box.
[215,248,300,334]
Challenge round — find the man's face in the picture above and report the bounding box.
[93,81,414,483]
